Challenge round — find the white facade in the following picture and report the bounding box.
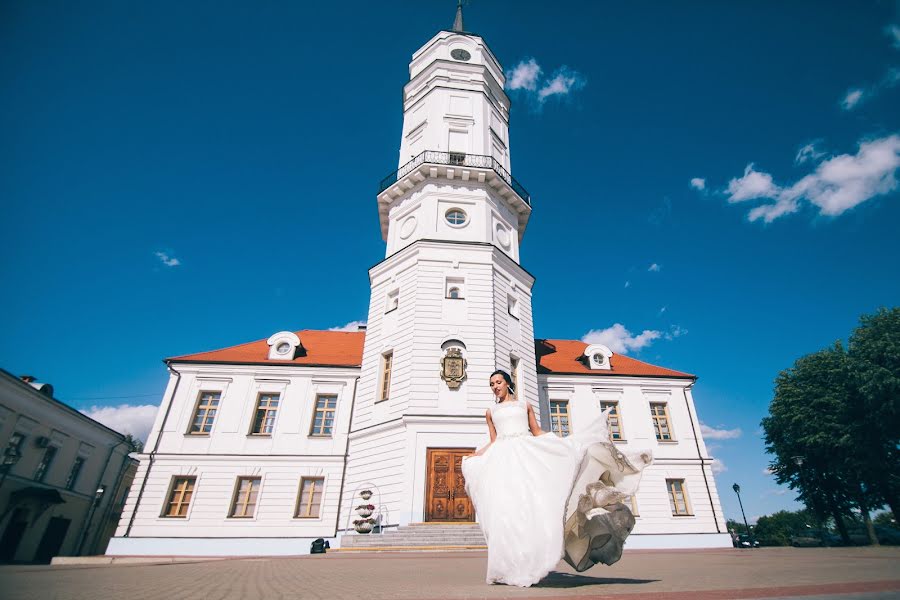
[108,16,731,556]
[0,370,136,562]
[539,373,728,547]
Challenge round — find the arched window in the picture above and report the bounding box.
[448,287,460,299]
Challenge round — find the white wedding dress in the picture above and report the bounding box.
[461,400,651,587]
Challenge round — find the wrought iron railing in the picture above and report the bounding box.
[378,150,531,206]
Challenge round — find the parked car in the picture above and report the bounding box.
[790,534,823,547]
[736,534,760,548]
[790,530,841,547]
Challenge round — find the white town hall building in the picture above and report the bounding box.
[108,9,731,556]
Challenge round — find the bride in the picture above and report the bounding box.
[461,370,652,587]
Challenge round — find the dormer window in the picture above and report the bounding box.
[584,344,613,370]
[267,331,301,361]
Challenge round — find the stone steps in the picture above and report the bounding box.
[338,523,486,552]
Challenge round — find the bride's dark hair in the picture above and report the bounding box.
[490,369,515,401]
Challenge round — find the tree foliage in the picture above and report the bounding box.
[761,307,900,544]
[753,510,818,546]
[123,434,144,453]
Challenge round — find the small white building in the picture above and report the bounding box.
[0,370,136,562]
[108,9,731,556]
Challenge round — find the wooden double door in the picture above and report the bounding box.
[425,448,475,522]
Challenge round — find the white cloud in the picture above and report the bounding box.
[506,59,586,108]
[154,251,181,267]
[725,135,900,223]
[795,141,826,165]
[624,280,631,289]
[328,320,366,332]
[711,458,727,475]
[887,24,900,49]
[82,404,158,442]
[581,323,661,354]
[690,177,706,191]
[665,325,687,340]
[506,58,542,91]
[841,88,865,110]
[648,263,661,272]
[700,422,743,440]
[658,306,667,315]
[840,69,900,111]
[726,164,781,203]
[537,67,586,102]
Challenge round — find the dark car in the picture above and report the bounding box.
[790,530,841,547]
[736,534,760,548]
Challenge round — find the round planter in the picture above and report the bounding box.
[360,491,373,500]
[356,508,373,517]
[355,523,374,534]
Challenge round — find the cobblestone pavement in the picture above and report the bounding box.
[1,547,899,600]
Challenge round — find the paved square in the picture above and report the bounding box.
[2,547,899,600]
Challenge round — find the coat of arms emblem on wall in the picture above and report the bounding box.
[440,347,467,389]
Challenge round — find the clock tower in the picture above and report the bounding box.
[342,6,538,527]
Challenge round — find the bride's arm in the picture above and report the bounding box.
[469,409,496,457]
[526,403,548,436]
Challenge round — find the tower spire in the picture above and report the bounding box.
[452,0,465,32]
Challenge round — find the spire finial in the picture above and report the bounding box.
[452,0,465,32]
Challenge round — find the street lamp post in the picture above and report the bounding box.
[732,483,753,542]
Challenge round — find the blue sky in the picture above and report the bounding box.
[2,1,899,524]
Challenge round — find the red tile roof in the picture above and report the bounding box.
[168,330,365,367]
[535,339,694,379]
[167,330,692,378]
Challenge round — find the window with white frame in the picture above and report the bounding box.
[667,479,692,516]
[250,393,280,435]
[507,293,519,318]
[162,476,196,518]
[65,456,85,490]
[378,352,393,403]
[33,445,58,482]
[310,395,337,437]
[229,477,261,518]
[386,288,399,312]
[650,402,674,441]
[295,477,324,518]
[601,401,623,441]
[510,355,520,394]
[445,277,465,299]
[189,391,220,434]
[549,400,570,437]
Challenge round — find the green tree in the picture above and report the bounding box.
[848,307,900,523]
[753,510,817,546]
[123,434,144,453]
[761,344,858,544]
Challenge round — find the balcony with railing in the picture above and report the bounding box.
[378,150,531,206]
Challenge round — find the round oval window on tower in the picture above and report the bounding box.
[445,208,468,226]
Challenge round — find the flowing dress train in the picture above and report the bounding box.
[461,400,651,587]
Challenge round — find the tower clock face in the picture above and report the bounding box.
[451,49,471,61]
